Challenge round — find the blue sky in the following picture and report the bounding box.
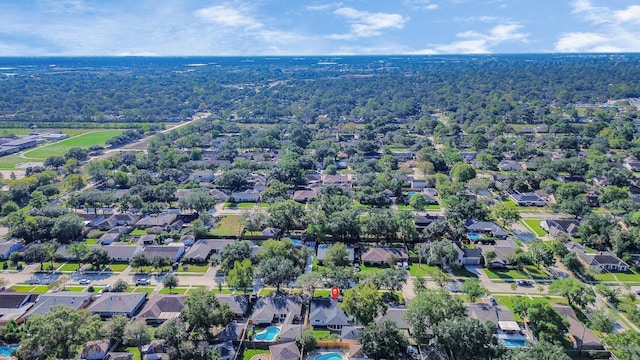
[0,0,639,56]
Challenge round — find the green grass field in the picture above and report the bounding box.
[409,264,441,277]
[493,295,567,321]
[177,264,209,273]
[159,287,188,294]
[243,349,269,360]
[59,262,81,272]
[106,263,129,272]
[484,268,529,280]
[521,219,546,237]
[211,215,243,236]
[23,130,124,159]
[11,285,50,293]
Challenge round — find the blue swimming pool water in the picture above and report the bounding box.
[501,338,526,347]
[468,233,480,240]
[0,345,18,356]
[254,326,281,341]
[291,239,302,247]
[315,352,343,360]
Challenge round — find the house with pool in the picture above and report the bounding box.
[309,298,350,330]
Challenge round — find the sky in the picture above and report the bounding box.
[0,0,639,56]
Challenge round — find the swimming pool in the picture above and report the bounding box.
[314,352,343,360]
[500,338,527,347]
[254,326,281,341]
[0,345,18,356]
[468,233,480,240]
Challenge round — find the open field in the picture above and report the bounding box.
[211,215,243,236]
[24,130,125,159]
[521,219,546,237]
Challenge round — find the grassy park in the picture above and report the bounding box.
[24,130,124,159]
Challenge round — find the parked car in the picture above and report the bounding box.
[516,280,532,287]
[79,279,91,285]
[136,278,151,285]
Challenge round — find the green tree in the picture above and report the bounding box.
[29,191,48,209]
[295,329,317,354]
[548,278,595,309]
[404,289,465,344]
[431,268,450,288]
[52,214,84,243]
[409,193,429,211]
[257,257,300,293]
[323,242,351,267]
[433,318,502,360]
[180,288,233,337]
[1,200,19,216]
[226,259,254,293]
[461,278,487,302]
[419,240,459,268]
[528,241,556,268]
[68,242,89,270]
[17,306,102,359]
[492,202,521,226]
[220,241,253,272]
[24,244,48,270]
[85,248,111,270]
[561,252,583,274]
[124,320,151,356]
[112,279,129,292]
[297,271,324,297]
[502,341,571,360]
[267,200,305,236]
[343,283,387,325]
[603,331,640,360]
[63,173,87,191]
[450,162,476,183]
[359,319,409,360]
[589,309,615,334]
[152,255,172,272]
[103,315,129,345]
[130,252,150,270]
[514,300,569,345]
[163,273,179,293]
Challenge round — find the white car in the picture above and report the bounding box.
[136,278,151,285]
[78,279,91,285]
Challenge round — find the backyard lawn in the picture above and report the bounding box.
[210,215,243,236]
[243,349,269,360]
[493,295,567,322]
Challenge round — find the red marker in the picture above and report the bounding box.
[331,286,339,300]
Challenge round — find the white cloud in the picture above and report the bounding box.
[403,0,439,11]
[195,5,262,30]
[328,7,407,40]
[555,1,640,52]
[417,23,529,54]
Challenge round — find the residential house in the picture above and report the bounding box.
[409,178,427,189]
[211,341,236,360]
[316,244,355,265]
[135,214,177,229]
[376,308,410,331]
[478,240,520,268]
[230,189,261,203]
[142,243,185,263]
[24,292,92,320]
[309,297,350,330]
[390,151,416,162]
[586,191,599,207]
[466,221,508,240]
[322,174,350,187]
[0,241,22,260]
[540,219,581,238]
[414,214,445,232]
[139,234,156,245]
[462,248,483,265]
[566,242,629,272]
[98,232,121,245]
[216,323,244,342]
[277,324,305,342]
[105,353,133,360]
[498,160,522,171]
[210,188,230,203]
[137,294,187,324]
[361,248,409,266]
[183,239,235,263]
[269,342,300,360]
[624,159,640,171]
[509,191,546,206]
[180,234,195,246]
[88,292,147,318]
[95,214,139,231]
[98,245,142,262]
[250,295,303,325]
[340,326,363,342]
[141,340,167,360]
[215,294,249,318]
[292,189,317,202]
[552,304,603,351]
[82,340,110,360]
[467,303,516,327]
[188,170,215,183]
[0,292,38,325]
[348,344,370,360]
